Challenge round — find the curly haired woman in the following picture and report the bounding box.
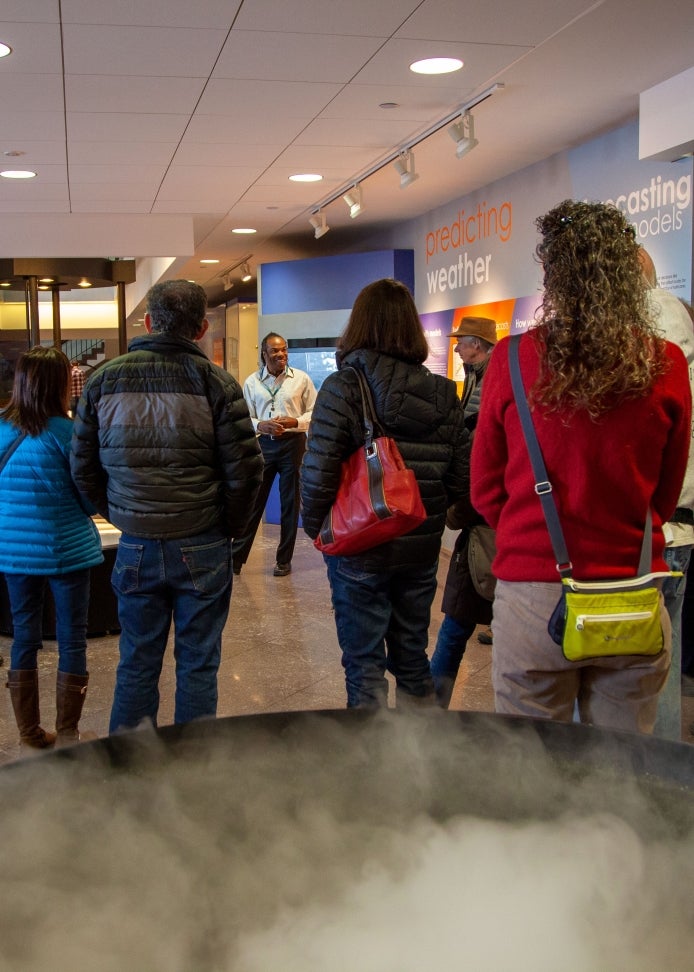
[471,200,691,733]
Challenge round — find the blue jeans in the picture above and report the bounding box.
[325,556,438,708]
[109,529,232,733]
[429,614,476,707]
[4,570,90,674]
[654,543,692,740]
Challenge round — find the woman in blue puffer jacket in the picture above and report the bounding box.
[0,347,102,750]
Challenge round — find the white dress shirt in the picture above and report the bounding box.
[243,365,317,433]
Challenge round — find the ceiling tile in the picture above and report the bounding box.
[213,31,385,83]
[61,24,227,77]
[65,75,206,114]
[66,112,189,142]
[61,0,242,29]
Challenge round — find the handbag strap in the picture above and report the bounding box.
[0,430,27,476]
[507,335,652,579]
[343,366,384,448]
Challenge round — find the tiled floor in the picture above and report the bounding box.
[1,524,692,765]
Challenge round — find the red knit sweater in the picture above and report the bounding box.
[471,333,691,582]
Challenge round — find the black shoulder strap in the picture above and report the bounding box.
[0,431,27,476]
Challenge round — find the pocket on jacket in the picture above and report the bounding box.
[181,537,231,595]
[111,542,143,594]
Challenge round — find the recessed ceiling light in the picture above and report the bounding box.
[199,259,220,265]
[3,150,25,158]
[78,279,92,288]
[0,282,11,287]
[289,173,323,183]
[0,43,12,58]
[379,102,400,110]
[0,169,36,179]
[231,228,257,234]
[410,57,463,75]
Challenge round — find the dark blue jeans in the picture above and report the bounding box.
[429,614,476,707]
[325,555,438,708]
[109,529,232,733]
[4,570,90,674]
[654,543,692,740]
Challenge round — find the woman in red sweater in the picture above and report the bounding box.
[471,200,691,733]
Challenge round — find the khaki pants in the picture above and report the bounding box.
[492,579,671,734]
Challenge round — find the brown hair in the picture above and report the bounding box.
[340,278,429,365]
[2,346,71,435]
[532,200,668,417]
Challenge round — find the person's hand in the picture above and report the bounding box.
[275,416,298,430]
[258,419,286,436]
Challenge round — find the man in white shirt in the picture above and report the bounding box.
[233,332,317,577]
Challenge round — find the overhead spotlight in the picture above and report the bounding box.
[448,111,478,159]
[342,185,363,219]
[241,262,252,282]
[393,150,419,189]
[222,272,234,292]
[309,211,330,239]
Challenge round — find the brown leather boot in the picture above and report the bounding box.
[6,669,56,750]
[55,671,89,747]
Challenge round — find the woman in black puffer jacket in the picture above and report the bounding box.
[300,278,469,708]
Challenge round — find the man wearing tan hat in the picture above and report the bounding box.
[449,316,497,425]
[430,315,498,703]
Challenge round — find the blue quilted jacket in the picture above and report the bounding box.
[0,415,103,575]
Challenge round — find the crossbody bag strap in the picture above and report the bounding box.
[0,430,27,476]
[508,336,652,579]
[508,335,573,579]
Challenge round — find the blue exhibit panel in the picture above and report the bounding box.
[261,250,414,315]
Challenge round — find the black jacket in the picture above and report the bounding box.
[300,349,469,569]
[70,332,263,539]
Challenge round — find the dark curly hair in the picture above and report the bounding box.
[531,199,668,417]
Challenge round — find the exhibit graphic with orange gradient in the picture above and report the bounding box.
[448,299,514,388]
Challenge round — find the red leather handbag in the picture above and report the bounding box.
[313,368,426,557]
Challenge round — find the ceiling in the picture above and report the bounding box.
[0,0,692,310]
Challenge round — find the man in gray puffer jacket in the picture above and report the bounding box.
[71,280,262,732]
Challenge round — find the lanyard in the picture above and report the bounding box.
[262,374,283,416]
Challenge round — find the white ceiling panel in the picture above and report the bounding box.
[232,0,423,36]
[0,74,64,111]
[0,2,59,22]
[66,112,190,142]
[181,114,311,146]
[195,79,343,119]
[0,200,70,214]
[0,111,66,141]
[156,165,265,201]
[65,75,207,114]
[396,0,597,46]
[213,31,386,83]
[68,164,164,188]
[173,143,284,167]
[294,116,428,149]
[69,141,177,166]
[61,24,227,77]
[61,0,242,30]
[315,82,470,121]
[351,37,530,87]
[0,21,63,72]
[0,141,66,165]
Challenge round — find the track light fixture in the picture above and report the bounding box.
[342,185,363,219]
[448,111,478,159]
[309,210,330,239]
[393,150,419,189]
[241,262,252,282]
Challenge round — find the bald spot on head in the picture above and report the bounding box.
[638,247,657,288]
